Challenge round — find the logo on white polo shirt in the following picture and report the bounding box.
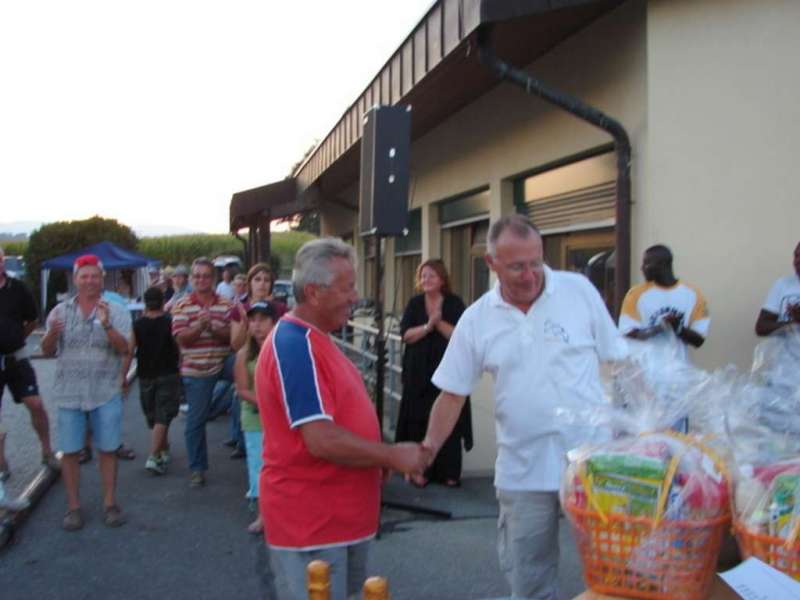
[544,319,569,343]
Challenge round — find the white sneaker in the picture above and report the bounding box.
[145,456,166,475]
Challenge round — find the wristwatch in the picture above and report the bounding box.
[102,321,113,331]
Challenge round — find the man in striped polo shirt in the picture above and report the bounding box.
[172,257,232,487]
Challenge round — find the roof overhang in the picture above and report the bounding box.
[229,178,312,232]
[230,0,623,227]
[291,0,623,203]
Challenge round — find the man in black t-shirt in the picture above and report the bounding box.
[0,246,57,480]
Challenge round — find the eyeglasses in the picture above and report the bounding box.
[500,261,544,275]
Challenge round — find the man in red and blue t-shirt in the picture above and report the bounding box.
[256,238,429,600]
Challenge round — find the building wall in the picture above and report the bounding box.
[645,0,800,370]
[318,0,800,476]
[408,1,647,474]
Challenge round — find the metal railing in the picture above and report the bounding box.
[332,318,403,437]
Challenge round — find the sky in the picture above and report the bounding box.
[0,0,434,235]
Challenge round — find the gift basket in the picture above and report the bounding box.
[726,326,800,578]
[560,333,730,599]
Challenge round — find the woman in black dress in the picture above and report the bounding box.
[396,259,472,487]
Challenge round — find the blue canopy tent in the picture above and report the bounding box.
[40,241,158,310]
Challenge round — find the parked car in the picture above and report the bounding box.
[4,255,26,280]
[212,255,243,279]
[272,279,295,308]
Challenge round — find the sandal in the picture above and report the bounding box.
[115,445,136,460]
[63,508,84,531]
[78,446,93,464]
[247,516,263,535]
[103,504,127,528]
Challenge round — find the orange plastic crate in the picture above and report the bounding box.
[566,499,730,599]
[734,520,800,580]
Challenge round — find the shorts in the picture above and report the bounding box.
[0,356,40,404]
[57,394,123,454]
[139,373,180,428]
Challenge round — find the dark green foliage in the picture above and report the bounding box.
[138,234,245,266]
[292,211,321,235]
[0,240,28,256]
[25,216,138,313]
[137,230,314,278]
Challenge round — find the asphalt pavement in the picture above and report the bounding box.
[0,344,587,600]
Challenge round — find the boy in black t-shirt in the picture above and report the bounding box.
[122,287,180,475]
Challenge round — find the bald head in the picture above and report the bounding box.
[487,214,541,258]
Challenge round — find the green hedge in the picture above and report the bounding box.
[0,240,28,256]
[25,216,138,312]
[17,222,316,314]
[138,230,315,278]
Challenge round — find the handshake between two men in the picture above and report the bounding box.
[385,441,434,483]
[299,420,436,483]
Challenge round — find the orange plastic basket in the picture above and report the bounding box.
[565,499,730,599]
[734,520,800,580]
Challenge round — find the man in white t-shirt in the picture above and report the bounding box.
[215,266,236,301]
[755,241,800,336]
[618,245,710,360]
[420,214,627,600]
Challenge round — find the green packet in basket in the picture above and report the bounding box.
[586,452,668,482]
[586,453,669,518]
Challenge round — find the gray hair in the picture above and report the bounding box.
[191,257,215,272]
[292,237,357,303]
[487,214,540,257]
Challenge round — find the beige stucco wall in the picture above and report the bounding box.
[319,0,800,476]
[320,0,648,475]
[645,0,800,371]
[340,2,647,474]
[404,1,647,475]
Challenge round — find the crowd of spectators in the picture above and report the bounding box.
[1,230,798,600]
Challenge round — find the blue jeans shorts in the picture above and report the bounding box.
[57,394,123,454]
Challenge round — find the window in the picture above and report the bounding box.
[516,150,617,312]
[438,189,490,305]
[442,220,489,304]
[394,254,422,314]
[392,209,422,313]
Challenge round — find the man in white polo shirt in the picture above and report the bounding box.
[421,214,627,600]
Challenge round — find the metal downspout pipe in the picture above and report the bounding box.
[476,25,632,316]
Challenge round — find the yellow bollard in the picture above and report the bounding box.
[307,560,331,600]
[362,576,389,600]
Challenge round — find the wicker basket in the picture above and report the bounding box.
[566,499,730,599]
[734,520,800,580]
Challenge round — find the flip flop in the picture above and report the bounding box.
[115,445,136,460]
